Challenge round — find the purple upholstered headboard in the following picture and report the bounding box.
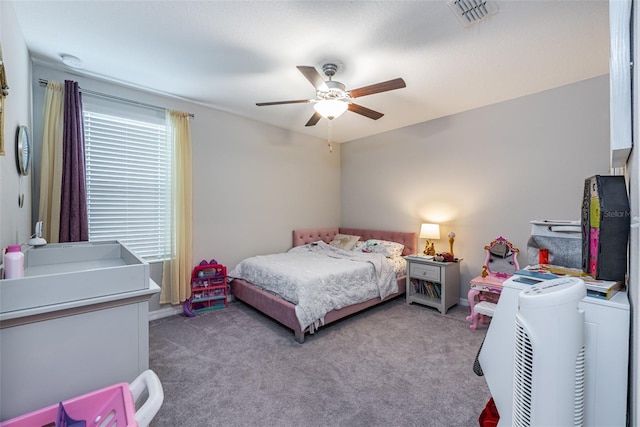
[292,227,417,256]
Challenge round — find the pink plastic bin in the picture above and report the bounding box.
[0,370,163,427]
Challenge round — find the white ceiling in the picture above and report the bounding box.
[11,0,610,143]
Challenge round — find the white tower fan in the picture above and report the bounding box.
[512,277,586,427]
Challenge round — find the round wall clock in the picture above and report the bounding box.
[15,125,30,176]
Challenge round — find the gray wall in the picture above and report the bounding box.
[0,1,33,253]
[629,96,639,427]
[628,4,640,421]
[341,75,610,299]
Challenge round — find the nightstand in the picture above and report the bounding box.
[405,256,461,314]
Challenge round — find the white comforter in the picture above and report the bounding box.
[228,242,399,332]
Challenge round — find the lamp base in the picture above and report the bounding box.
[424,241,435,256]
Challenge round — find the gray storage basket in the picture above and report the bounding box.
[527,221,582,269]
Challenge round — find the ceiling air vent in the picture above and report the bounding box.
[448,0,499,27]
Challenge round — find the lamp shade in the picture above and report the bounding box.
[314,99,348,119]
[420,223,441,240]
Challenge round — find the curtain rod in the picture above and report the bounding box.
[38,79,195,118]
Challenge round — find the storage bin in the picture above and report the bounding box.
[527,220,581,268]
[0,370,163,427]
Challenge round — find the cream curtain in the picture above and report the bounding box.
[38,81,64,243]
[160,110,193,305]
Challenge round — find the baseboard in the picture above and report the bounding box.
[148,305,183,321]
[459,297,470,307]
[149,296,233,321]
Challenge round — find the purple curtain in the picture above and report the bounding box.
[59,80,88,242]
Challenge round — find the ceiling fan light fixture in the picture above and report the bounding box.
[314,99,348,120]
[256,64,404,126]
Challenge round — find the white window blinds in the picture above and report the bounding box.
[82,95,172,260]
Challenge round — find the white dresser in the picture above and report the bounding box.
[0,242,160,421]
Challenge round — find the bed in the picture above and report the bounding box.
[229,227,417,343]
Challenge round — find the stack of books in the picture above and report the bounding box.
[514,264,624,300]
[411,278,441,299]
[406,254,434,260]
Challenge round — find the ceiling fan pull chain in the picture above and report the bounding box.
[327,119,333,153]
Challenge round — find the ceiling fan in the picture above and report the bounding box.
[256,63,406,127]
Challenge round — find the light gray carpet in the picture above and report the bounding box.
[149,298,491,427]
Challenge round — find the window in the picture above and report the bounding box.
[83,95,172,260]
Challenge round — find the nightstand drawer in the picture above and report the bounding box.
[410,263,441,282]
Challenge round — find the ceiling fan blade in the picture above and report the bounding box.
[256,99,312,106]
[348,103,384,120]
[297,66,329,91]
[348,78,406,98]
[305,112,322,127]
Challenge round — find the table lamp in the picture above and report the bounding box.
[420,223,440,256]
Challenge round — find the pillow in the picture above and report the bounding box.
[329,234,361,251]
[352,241,367,252]
[360,239,405,257]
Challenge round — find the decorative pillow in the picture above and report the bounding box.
[352,241,367,252]
[329,234,361,251]
[360,239,405,257]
